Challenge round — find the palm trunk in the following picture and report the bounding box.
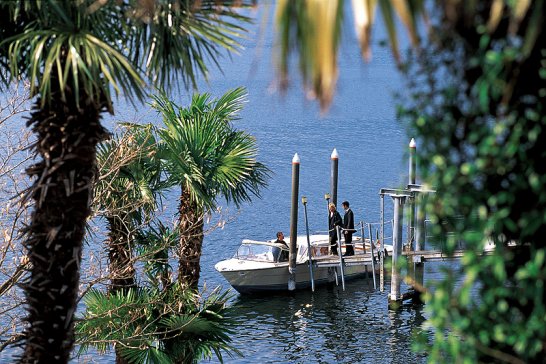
[20,92,107,362]
[106,216,135,364]
[106,215,136,294]
[164,187,204,363]
[105,195,136,364]
[177,186,204,290]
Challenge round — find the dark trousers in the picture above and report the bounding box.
[344,233,354,255]
[329,237,338,255]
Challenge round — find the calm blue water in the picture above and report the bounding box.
[162,6,428,364]
[0,4,446,364]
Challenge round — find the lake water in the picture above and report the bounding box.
[0,4,446,364]
[162,6,431,364]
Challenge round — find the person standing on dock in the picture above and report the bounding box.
[342,201,355,256]
[328,203,343,255]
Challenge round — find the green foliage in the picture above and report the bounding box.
[85,86,271,360]
[400,1,546,362]
[135,221,179,289]
[95,123,168,223]
[86,113,252,361]
[0,0,252,111]
[151,87,270,289]
[77,285,241,364]
[274,0,426,111]
[152,87,270,212]
[0,0,253,361]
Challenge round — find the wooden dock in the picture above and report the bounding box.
[403,249,465,262]
[312,253,377,268]
[403,248,494,262]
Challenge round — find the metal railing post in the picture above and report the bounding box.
[302,196,315,292]
[337,225,345,290]
[368,223,377,289]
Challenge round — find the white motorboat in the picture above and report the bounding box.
[214,234,392,294]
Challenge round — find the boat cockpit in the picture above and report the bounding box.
[234,240,290,263]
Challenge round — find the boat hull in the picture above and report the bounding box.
[217,259,376,294]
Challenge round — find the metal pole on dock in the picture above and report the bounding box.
[324,193,331,240]
[331,148,339,207]
[288,153,300,291]
[302,196,315,292]
[360,222,366,254]
[390,195,406,307]
[380,194,385,292]
[337,226,346,290]
[408,139,416,250]
[413,192,426,303]
[368,223,377,289]
[415,194,426,252]
[359,222,369,280]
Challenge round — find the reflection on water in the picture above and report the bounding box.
[216,280,427,364]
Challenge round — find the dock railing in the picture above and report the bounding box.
[307,219,396,292]
[361,219,394,291]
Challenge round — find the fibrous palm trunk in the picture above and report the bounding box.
[165,187,204,363]
[177,187,204,291]
[106,215,136,364]
[107,214,136,294]
[20,91,107,363]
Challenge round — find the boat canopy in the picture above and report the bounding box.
[241,239,289,250]
[241,235,333,249]
[237,235,335,262]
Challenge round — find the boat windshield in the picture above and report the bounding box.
[235,243,286,263]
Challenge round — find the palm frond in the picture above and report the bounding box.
[152,87,269,211]
[160,315,220,335]
[135,221,179,288]
[377,0,401,64]
[117,344,171,364]
[352,0,377,61]
[157,285,242,363]
[275,0,343,111]
[77,284,241,364]
[95,122,166,222]
[128,0,253,91]
[275,0,428,111]
[3,1,145,112]
[211,86,248,121]
[0,0,253,110]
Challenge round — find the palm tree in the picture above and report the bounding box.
[94,124,174,364]
[77,283,241,364]
[86,129,245,362]
[0,1,250,361]
[152,87,270,290]
[77,219,241,363]
[94,123,166,294]
[76,221,240,363]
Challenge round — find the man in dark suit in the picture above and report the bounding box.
[328,203,343,255]
[342,201,355,256]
